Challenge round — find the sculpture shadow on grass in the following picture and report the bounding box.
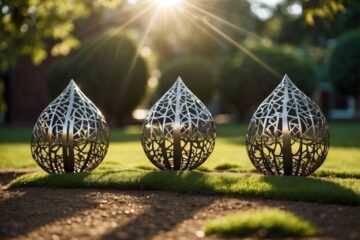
[8,170,360,205]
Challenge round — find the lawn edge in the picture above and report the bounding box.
[7,170,360,206]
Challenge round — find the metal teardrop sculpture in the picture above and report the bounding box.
[246,74,330,176]
[31,80,109,173]
[141,77,216,170]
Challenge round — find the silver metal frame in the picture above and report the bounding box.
[141,77,216,170]
[31,80,109,173]
[246,74,330,176]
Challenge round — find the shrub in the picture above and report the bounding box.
[219,46,317,119]
[328,30,360,96]
[156,56,215,104]
[47,29,149,124]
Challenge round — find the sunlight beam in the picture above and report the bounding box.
[154,0,183,9]
[78,2,155,38]
[112,7,161,116]
[183,1,262,40]
[179,9,227,48]
[200,18,281,78]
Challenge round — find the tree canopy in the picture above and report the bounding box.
[328,30,360,96]
[47,29,148,124]
[0,0,121,69]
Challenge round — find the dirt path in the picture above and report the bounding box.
[0,173,359,240]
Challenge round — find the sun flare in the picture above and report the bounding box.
[154,0,182,8]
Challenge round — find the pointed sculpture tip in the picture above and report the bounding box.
[68,79,79,89]
[174,76,188,88]
[281,74,293,85]
[283,73,290,80]
[69,79,76,85]
[176,76,184,83]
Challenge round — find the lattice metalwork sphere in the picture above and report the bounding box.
[141,77,216,170]
[31,80,109,173]
[246,74,330,176]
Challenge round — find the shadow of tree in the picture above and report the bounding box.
[0,188,98,239]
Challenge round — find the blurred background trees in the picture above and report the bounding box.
[47,29,148,124]
[156,57,215,104]
[219,45,316,119]
[0,0,121,70]
[328,30,360,97]
[0,0,359,125]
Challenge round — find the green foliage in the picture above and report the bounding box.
[8,170,360,205]
[205,208,317,237]
[47,29,149,124]
[259,1,360,47]
[219,46,317,118]
[304,0,345,26]
[156,56,216,103]
[0,0,121,69]
[328,30,360,96]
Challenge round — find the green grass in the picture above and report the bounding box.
[8,170,360,205]
[1,123,360,178]
[205,208,317,237]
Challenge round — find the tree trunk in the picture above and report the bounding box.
[3,70,11,124]
[357,94,360,120]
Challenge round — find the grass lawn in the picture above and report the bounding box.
[205,208,317,237]
[8,170,360,205]
[1,123,360,178]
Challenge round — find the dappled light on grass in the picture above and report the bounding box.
[8,170,360,205]
[205,208,317,237]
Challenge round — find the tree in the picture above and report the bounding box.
[219,45,317,119]
[328,29,360,101]
[47,29,148,124]
[259,0,360,46]
[156,56,215,104]
[0,0,121,69]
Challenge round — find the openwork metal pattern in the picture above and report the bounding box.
[246,74,330,176]
[31,80,109,174]
[141,77,216,170]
